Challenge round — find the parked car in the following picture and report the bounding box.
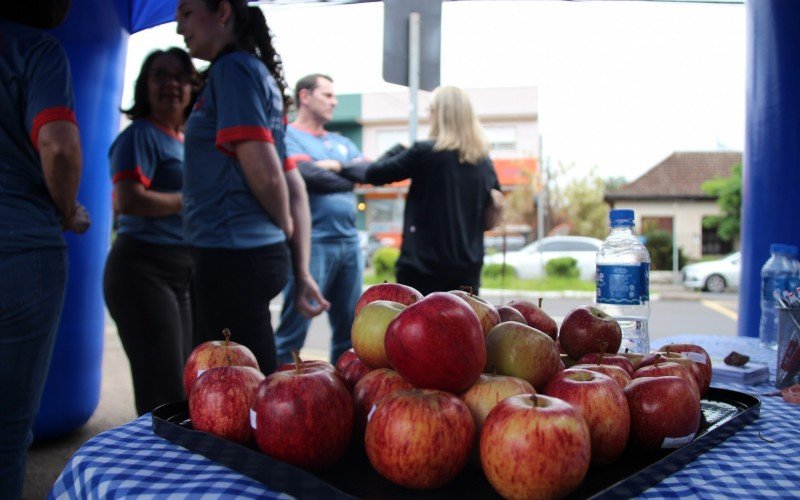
[681,251,741,293]
[483,235,603,280]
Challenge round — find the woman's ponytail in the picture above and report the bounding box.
[242,5,292,111]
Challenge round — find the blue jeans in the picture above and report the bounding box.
[0,248,67,500]
[275,239,363,365]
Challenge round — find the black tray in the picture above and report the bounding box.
[152,387,760,499]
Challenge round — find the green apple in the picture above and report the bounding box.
[485,321,562,391]
[351,300,405,369]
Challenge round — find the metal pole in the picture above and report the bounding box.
[673,203,680,284]
[408,12,420,144]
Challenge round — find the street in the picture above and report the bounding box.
[286,291,740,362]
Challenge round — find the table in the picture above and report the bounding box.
[49,335,800,499]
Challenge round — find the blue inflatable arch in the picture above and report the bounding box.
[35,0,800,438]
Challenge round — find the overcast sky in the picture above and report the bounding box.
[124,0,745,183]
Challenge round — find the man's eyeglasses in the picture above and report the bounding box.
[149,69,193,84]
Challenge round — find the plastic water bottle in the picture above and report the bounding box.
[760,243,798,349]
[595,209,651,354]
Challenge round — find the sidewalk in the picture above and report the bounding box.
[20,278,702,499]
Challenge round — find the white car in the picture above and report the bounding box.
[681,251,741,293]
[484,236,603,280]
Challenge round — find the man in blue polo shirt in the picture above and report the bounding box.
[275,74,369,365]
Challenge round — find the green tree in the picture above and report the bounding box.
[701,163,741,242]
[559,167,610,240]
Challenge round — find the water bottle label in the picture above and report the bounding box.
[762,276,789,301]
[596,263,649,305]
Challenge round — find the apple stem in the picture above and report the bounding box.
[665,344,672,355]
[537,297,543,308]
[654,353,662,367]
[291,350,304,374]
[224,354,232,367]
[460,285,474,296]
[222,328,231,346]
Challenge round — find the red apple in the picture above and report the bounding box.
[496,305,527,325]
[639,351,705,398]
[577,351,635,375]
[571,363,632,389]
[352,368,413,437]
[276,355,347,387]
[624,376,701,450]
[449,289,501,336]
[351,300,405,368]
[334,348,371,391]
[559,306,622,360]
[459,373,535,433]
[365,389,474,490]
[507,298,558,341]
[658,343,713,396]
[543,368,630,464]
[480,394,591,499]
[484,321,562,391]
[183,328,259,397]
[384,292,485,393]
[620,348,645,371]
[188,364,264,444]
[251,358,353,471]
[632,356,701,400]
[354,282,423,316]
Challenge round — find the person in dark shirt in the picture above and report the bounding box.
[365,86,503,295]
[0,2,90,498]
[103,48,198,416]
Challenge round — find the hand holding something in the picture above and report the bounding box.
[293,273,331,318]
[63,202,91,234]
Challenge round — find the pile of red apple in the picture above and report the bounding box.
[183,285,714,499]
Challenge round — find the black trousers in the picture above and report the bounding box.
[103,235,193,416]
[192,243,289,375]
[396,262,482,297]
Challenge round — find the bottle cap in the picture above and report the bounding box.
[771,243,796,255]
[610,209,635,227]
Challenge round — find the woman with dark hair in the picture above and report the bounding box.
[103,48,198,416]
[0,2,90,498]
[365,86,504,296]
[176,0,328,375]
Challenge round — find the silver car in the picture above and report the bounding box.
[484,235,603,280]
[681,251,741,293]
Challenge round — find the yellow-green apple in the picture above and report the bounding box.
[365,389,474,489]
[624,376,701,449]
[632,355,701,400]
[352,368,413,438]
[658,343,713,396]
[559,306,622,360]
[496,305,527,325]
[183,328,259,397]
[251,360,353,471]
[506,298,558,340]
[620,348,645,371]
[543,368,630,464]
[480,394,591,499]
[484,321,562,390]
[639,351,705,398]
[351,300,405,369]
[449,289,501,336]
[577,351,635,375]
[571,362,631,389]
[459,373,535,433]
[384,292,485,393]
[188,364,264,444]
[334,348,371,392]
[354,282,423,316]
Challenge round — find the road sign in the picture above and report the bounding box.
[382,0,441,91]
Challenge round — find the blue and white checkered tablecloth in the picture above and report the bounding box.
[48,335,800,500]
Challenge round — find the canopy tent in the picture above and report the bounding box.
[35,0,798,438]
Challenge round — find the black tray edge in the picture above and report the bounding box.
[151,401,357,500]
[152,387,761,500]
[585,387,761,499]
